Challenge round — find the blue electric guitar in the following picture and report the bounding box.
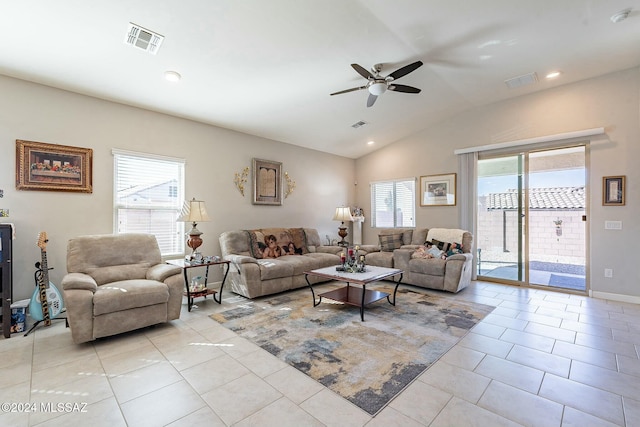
[29,232,64,325]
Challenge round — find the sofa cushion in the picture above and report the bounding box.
[285,228,309,255]
[365,251,394,268]
[379,233,403,252]
[247,230,265,259]
[427,228,466,246]
[379,228,413,245]
[408,258,446,276]
[257,259,295,280]
[93,279,169,316]
[90,263,150,286]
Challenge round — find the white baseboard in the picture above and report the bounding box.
[589,290,640,305]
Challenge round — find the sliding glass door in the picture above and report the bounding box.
[476,146,587,291]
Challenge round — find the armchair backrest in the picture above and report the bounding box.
[67,234,162,286]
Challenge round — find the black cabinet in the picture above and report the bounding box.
[0,224,13,338]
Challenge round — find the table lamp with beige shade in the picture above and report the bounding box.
[178,198,210,260]
[332,206,354,247]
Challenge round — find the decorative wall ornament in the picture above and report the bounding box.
[234,166,249,196]
[284,172,296,198]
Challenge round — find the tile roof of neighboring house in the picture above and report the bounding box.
[486,187,585,210]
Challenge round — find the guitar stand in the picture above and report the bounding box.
[23,264,68,337]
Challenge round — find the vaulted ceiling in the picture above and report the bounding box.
[1,1,638,158]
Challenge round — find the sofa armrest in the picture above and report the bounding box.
[445,253,472,262]
[359,245,380,253]
[61,272,98,292]
[224,254,259,274]
[147,263,182,282]
[225,254,258,264]
[392,248,414,271]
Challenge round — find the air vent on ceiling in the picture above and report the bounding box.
[125,23,164,54]
[504,72,538,89]
[351,120,368,129]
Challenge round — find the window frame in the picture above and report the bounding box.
[112,149,185,257]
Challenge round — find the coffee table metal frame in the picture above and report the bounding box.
[304,265,403,321]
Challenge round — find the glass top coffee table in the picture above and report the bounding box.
[304,265,403,321]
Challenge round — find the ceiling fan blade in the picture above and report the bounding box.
[351,64,374,79]
[330,86,367,96]
[367,93,378,107]
[387,60,423,80]
[388,84,421,94]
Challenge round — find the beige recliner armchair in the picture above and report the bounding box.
[61,233,183,344]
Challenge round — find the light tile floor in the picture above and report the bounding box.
[1,280,639,426]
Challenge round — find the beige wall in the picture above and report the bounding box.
[0,75,355,301]
[356,67,640,300]
[3,67,638,302]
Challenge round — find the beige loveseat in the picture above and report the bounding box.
[61,234,184,344]
[219,227,342,298]
[361,228,474,293]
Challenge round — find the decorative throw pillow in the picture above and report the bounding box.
[430,239,452,252]
[286,228,309,254]
[246,230,264,259]
[379,233,403,252]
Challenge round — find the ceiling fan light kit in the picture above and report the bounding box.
[368,82,387,96]
[330,60,423,107]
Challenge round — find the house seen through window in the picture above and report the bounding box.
[113,149,185,257]
[370,178,415,228]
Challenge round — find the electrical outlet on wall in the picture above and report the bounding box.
[0,209,8,217]
[604,268,613,278]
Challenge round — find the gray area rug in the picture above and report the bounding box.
[210,283,495,415]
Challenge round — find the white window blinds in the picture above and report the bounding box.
[370,178,415,228]
[113,149,185,256]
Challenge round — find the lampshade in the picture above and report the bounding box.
[178,198,210,258]
[332,207,354,223]
[178,198,211,223]
[368,82,387,96]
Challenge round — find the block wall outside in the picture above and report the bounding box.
[477,205,586,265]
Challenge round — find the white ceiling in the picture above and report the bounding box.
[1,1,638,159]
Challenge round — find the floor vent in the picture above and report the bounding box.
[125,23,164,55]
[504,72,538,89]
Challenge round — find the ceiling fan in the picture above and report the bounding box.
[330,60,423,107]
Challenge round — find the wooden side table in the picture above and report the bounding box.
[166,259,230,311]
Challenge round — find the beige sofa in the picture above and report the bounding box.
[362,228,474,293]
[61,234,184,344]
[219,227,342,298]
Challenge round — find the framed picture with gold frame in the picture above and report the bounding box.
[420,173,456,206]
[252,158,282,205]
[603,175,625,206]
[16,140,93,193]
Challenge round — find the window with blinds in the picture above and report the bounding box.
[370,178,416,228]
[113,149,185,257]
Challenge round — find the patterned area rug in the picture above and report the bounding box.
[210,283,495,415]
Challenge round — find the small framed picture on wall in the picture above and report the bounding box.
[602,175,625,206]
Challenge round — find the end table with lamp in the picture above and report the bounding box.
[166,258,230,311]
[174,197,229,310]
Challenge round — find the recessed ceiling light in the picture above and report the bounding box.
[367,141,375,145]
[546,71,561,79]
[164,71,181,82]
